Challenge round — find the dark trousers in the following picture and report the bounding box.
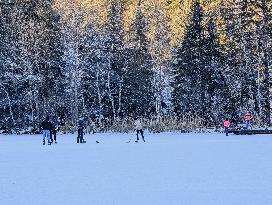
[77,128,84,143]
[136,130,145,141]
[50,130,57,142]
[225,127,229,136]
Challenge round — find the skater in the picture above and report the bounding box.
[50,118,58,144]
[77,118,86,143]
[40,116,52,145]
[135,118,145,143]
[245,112,251,129]
[223,118,231,136]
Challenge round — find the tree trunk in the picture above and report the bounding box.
[96,65,103,126]
[107,70,116,120]
[0,84,15,127]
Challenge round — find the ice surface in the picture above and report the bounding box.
[0,132,272,205]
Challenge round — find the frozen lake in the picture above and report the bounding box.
[0,132,272,205]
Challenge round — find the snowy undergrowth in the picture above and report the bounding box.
[0,133,272,205]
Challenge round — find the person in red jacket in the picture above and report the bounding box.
[245,112,251,129]
[224,118,231,136]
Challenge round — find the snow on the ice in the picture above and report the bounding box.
[0,132,272,205]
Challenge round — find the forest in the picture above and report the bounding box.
[0,0,272,132]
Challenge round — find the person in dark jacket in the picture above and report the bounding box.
[40,116,52,145]
[77,118,86,143]
[50,118,58,144]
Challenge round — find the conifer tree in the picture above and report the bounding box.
[122,0,155,117]
[172,0,205,118]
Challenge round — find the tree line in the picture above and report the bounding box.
[0,0,271,131]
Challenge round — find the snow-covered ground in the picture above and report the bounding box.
[0,132,272,205]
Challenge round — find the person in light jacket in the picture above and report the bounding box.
[135,118,145,143]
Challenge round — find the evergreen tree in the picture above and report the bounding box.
[122,0,155,117]
[172,1,227,126]
[220,0,271,126]
[172,0,206,119]
[104,1,126,119]
[256,0,272,126]
[203,18,230,125]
